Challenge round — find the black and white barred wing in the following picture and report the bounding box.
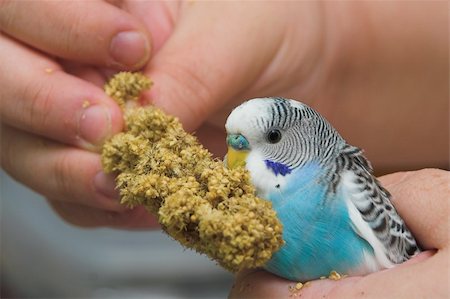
[337,145,420,269]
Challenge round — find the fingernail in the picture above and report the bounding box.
[78,105,112,147]
[110,31,150,68]
[94,171,120,200]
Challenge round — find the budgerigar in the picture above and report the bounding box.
[225,97,420,282]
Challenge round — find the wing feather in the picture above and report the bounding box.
[333,145,420,265]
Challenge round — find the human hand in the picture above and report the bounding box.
[1,1,446,229]
[229,169,449,298]
[1,1,325,228]
[0,1,158,228]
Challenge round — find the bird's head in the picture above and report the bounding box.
[225,98,345,195]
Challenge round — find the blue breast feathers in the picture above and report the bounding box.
[264,160,292,176]
[263,163,374,281]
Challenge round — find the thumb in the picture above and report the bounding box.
[143,2,286,131]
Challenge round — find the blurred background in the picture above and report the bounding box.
[1,170,234,298]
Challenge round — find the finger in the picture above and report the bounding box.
[326,249,449,298]
[230,269,297,299]
[1,124,123,212]
[229,251,438,299]
[59,61,107,88]
[0,0,150,70]
[378,169,449,250]
[49,201,159,229]
[230,269,359,299]
[142,2,300,131]
[0,35,123,150]
[394,249,435,267]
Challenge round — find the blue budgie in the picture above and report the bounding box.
[225,97,420,282]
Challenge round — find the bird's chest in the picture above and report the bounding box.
[272,178,353,249]
[263,172,369,281]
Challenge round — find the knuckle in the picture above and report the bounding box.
[56,3,85,54]
[0,0,18,31]
[52,151,76,198]
[20,78,55,131]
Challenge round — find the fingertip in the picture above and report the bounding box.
[75,96,124,151]
[109,30,151,70]
[93,171,120,200]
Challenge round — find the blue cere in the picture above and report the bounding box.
[227,134,250,151]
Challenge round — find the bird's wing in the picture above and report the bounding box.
[333,145,420,268]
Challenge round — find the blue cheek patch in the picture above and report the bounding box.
[264,160,292,176]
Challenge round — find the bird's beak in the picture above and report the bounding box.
[226,134,250,169]
[226,147,249,169]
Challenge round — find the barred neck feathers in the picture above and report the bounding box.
[255,98,346,170]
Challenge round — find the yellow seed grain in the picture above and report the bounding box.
[101,72,284,273]
[82,100,90,108]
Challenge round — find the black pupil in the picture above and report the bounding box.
[267,129,281,143]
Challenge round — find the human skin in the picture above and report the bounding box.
[229,169,449,299]
[0,1,448,228]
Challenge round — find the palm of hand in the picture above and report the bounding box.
[100,2,316,124]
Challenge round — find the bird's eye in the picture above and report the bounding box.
[267,129,282,144]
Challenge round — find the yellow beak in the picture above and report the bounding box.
[226,146,249,169]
